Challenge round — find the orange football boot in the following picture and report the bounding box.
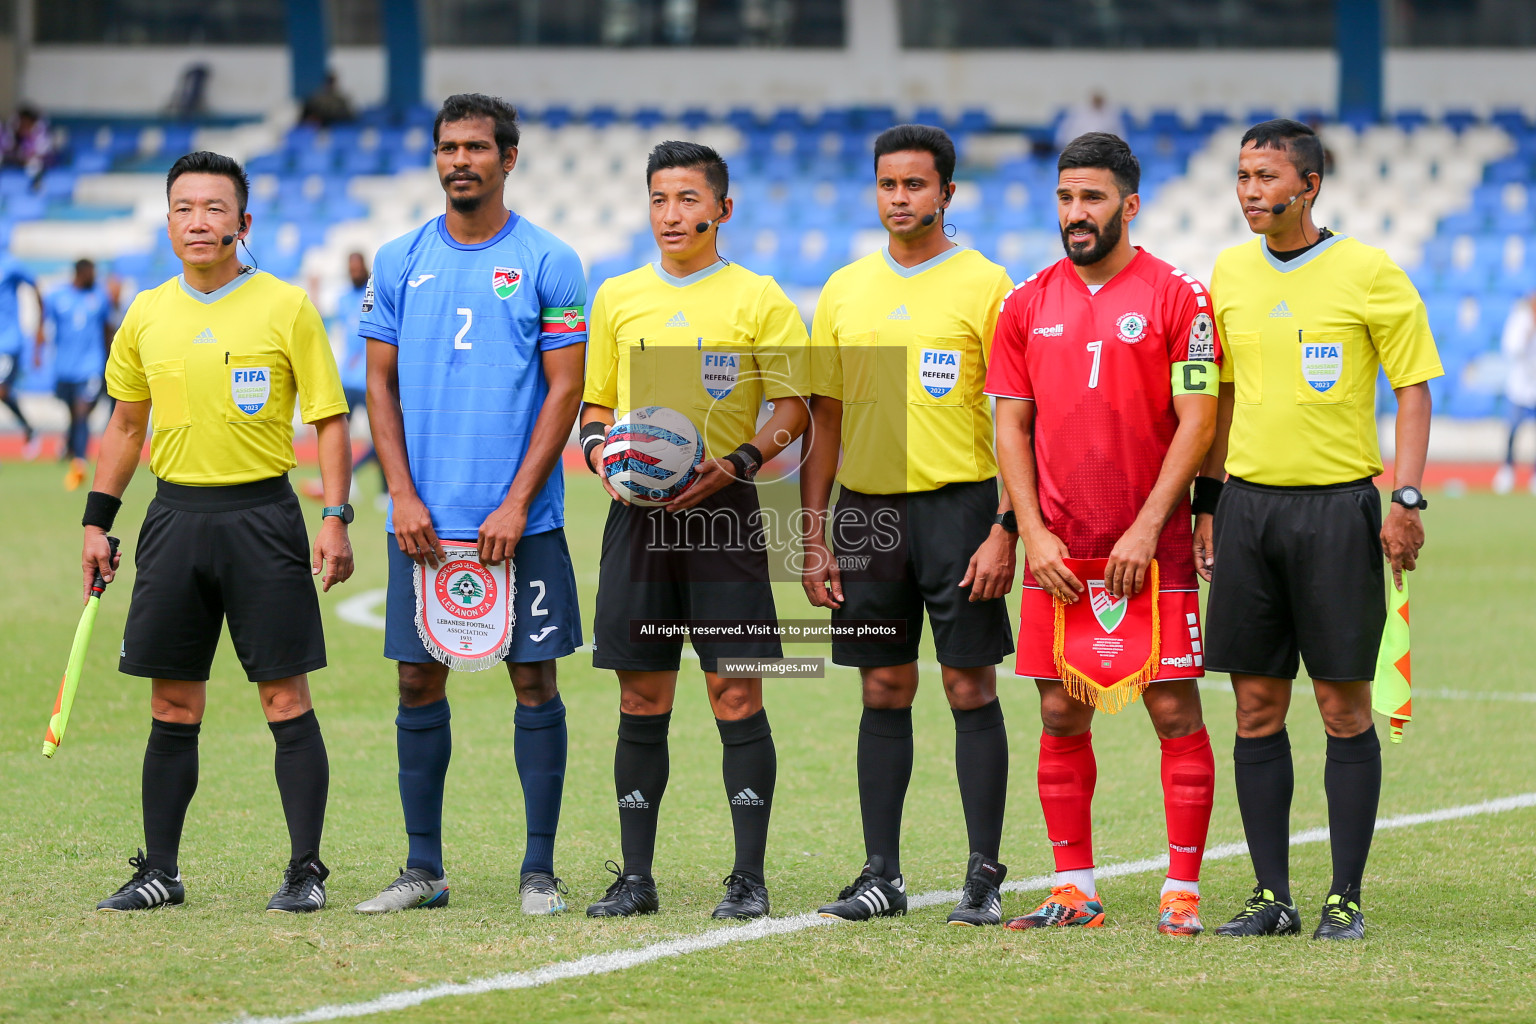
[1157,889,1204,935]
[1004,884,1105,929]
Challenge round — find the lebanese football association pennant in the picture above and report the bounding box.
[1052,557,1161,714]
[414,541,515,671]
[1371,572,1413,743]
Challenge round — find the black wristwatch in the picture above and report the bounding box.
[994,510,1018,533]
[1390,487,1427,511]
[322,503,355,524]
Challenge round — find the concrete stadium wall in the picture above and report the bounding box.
[18,46,1536,122]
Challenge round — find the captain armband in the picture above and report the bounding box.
[1171,360,1215,397]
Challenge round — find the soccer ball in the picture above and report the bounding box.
[603,406,706,506]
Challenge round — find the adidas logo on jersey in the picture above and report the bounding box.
[618,789,651,809]
[193,328,218,344]
[665,311,690,328]
[730,788,764,806]
[887,305,911,320]
[1270,300,1293,318]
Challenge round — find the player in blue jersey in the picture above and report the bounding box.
[303,251,378,503]
[355,94,588,916]
[41,259,114,489]
[0,251,42,455]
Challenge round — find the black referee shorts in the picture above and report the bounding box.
[830,478,1014,669]
[593,480,781,673]
[120,475,327,682]
[1205,476,1385,682]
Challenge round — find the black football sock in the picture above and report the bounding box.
[615,711,670,879]
[717,709,776,884]
[1233,728,1293,904]
[1324,725,1382,900]
[1,393,31,436]
[269,710,329,863]
[952,698,1008,861]
[858,706,913,880]
[142,718,200,876]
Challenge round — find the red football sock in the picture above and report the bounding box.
[1161,726,1216,883]
[1038,730,1096,872]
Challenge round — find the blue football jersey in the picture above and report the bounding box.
[334,282,369,391]
[46,285,112,382]
[0,256,36,356]
[358,213,588,539]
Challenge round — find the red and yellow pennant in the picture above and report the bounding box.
[1052,557,1161,714]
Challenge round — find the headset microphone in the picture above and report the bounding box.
[695,220,712,233]
[221,233,237,246]
[1269,186,1313,216]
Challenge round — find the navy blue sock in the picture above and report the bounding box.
[514,693,567,876]
[397,698,452,877]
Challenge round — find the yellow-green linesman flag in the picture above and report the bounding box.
[1372,573,1412,743]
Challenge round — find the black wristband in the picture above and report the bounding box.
[580,422,608,475]
[728,443,764,481]
[1191,476,1224,517]
[82,490,122,531]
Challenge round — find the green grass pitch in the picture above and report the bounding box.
[2,460,1533,1023]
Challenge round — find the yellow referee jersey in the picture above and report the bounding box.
[1211,235,1443,487]
[105,270,349,485]
[812,247,1013,495]
[583,260,810,457]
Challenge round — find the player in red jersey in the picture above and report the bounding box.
[987,133,1221,935]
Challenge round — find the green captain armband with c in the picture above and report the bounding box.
[1171,360,1215,397]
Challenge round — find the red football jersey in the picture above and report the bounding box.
[985,248,1221,590]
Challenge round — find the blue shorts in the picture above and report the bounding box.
[384,527,583,665]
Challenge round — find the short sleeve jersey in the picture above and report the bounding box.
[334,282,369,392]
[811,247,1014,495]
[105,269,349,485]
[359,213,588,539]
[0,256,36,356]
[1210,235,1443,486]
[985,249,1222,591]
[46,284,113,383]
[583,260,810,458]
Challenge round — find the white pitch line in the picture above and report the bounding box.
[229,791,1536,1024]
[334,588,388,631]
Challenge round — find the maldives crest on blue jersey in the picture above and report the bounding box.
[493,267,523,299]
[230,366,271,415]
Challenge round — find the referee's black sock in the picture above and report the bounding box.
[270,710,329,864]
[142,718,199,876]
[858,706,914,880]
[1324,725,1381,900]
[1233,728,1294,904]
[952,698,1007,861]
[717,709,775,884]
[615,711,670,879]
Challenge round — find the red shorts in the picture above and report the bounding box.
[1012,586,1205,681]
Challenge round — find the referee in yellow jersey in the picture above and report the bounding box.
[80,152,355,914]
[802,124,1017,926]
[1192,121,1443,941]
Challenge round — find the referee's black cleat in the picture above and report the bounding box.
[1214,886,1301,936]
[96,849,184,912]
[817,856,907,921]
[712,873,770,920]
[586,860,659,918]
[947,852,1007,926]
[1312,893,1366,940]
[267,852,329,914]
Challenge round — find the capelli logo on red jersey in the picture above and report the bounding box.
[1031,323,1064,337]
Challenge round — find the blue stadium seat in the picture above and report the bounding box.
[1443,109,1480,134]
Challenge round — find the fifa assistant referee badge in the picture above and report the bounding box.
[1390,486,1428,511]
[322,504,355,524]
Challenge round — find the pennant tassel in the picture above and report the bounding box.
[1052,560,1161,715]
